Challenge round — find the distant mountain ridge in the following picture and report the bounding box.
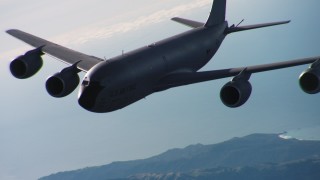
[39,133,320,180]
[124,158,320,180]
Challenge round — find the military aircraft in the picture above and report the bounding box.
[6,0,320,113]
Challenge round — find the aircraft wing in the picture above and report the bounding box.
[6,29,103,72]
[155,57,319,91]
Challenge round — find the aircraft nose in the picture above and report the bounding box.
[78,81,103,111]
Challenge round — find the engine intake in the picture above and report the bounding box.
[220,80,252,108]
[299,68,320,94]
[10,47,44,79]
[46,65,80,98]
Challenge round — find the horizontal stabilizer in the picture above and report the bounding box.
[171,17,204,28]
[226,20,291,34]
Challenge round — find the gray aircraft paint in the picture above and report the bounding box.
[79,23,227,112]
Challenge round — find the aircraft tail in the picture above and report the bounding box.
[171,0,226,28]
[205,0,227,27]
[171,0,290,32]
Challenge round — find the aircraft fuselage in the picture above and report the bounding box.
[78,22,228,112]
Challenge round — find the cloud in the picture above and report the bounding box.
[2,0,211,62]
[53,0,211,45]
[1,47,30,63]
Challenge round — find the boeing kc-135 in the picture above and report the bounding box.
[6,0,320,113]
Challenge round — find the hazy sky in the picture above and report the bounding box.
[1,0,320,179]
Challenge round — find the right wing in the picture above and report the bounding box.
[155,56,319,91]
[6,29,103,72]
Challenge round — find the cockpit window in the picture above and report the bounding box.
[82,80,90,86]
[82,79,102,87]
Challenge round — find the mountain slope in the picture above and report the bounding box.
[125,158,320,180]
[39,133,320,180]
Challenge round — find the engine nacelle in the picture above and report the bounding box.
[220,80,252,108]
[46,65,80,98]
[10,47,44,79]
[299,68,320,94]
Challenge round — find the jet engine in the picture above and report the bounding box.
[299,67,320,94]
[220,80,252,108]
[46,64,80,98]
[10,47,44,79]
[220,69,252,108]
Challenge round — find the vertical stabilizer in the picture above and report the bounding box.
[205,0,226,27]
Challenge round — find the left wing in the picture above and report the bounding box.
[6,29,103,72]
[155,57,319,91]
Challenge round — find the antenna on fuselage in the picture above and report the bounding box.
[230,19,245,28]
[236,19,245,27]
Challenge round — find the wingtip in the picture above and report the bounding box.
[171,17,179,21]
[6,29,13,34]
[280,20,291,25]
[6,29,19,35]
